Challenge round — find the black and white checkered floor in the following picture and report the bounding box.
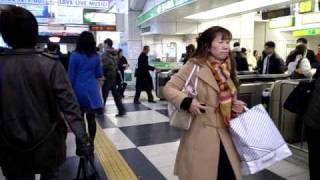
[0,94,310,180]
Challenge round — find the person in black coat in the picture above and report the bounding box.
[134,46,157,104]
[0,6,92,180]
[302,69,320,180]
[257,41,286,74]
[116,49,129,97]
[235,48,249,71]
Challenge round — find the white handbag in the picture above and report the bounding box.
[168,64,199,130]
[229,104,292,175]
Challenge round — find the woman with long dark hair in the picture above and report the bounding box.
[164,26,245,180]
[68,31,104,142]
[287,44,314,79]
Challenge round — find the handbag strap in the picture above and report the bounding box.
[184,64,197,87]
[183,64,200,94]
[193,66,200,95]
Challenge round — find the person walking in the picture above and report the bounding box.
[134,46,157,104]
[117,49,129,97]
[164,26,245,180]
[68,31,104,141]
[101,38,126,116]
[0,6,93,180]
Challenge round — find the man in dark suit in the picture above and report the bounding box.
[134,46,158,104]
[257,41,286,74]
[286,38,318,68]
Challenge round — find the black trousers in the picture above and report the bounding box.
[134,89,154,102]
[81,112,96,141]
[306,125,320,180]
[217,143,236,180]
[5,168,59,180]
[102,79,125,114]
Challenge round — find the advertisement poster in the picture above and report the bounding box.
[22,5,49,23]
[0,0,116,9]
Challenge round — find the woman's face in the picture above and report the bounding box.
[208,33,230,60]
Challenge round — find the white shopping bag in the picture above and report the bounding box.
[229,104,292,175]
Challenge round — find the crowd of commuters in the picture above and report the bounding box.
[1,4,320,180]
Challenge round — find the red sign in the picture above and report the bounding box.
[89,25,116,31]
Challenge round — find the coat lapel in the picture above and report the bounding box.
[197,64,220,92]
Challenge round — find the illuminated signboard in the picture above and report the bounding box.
[52,6,84,24]
[89,25,116,31]
[83,9,116,25]
[21,5,49,24]
[269,16,294,29]
[293,28,320,36]
[299,0,313,14]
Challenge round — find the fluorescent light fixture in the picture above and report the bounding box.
[185,0,290,20]
[49,37,61,43]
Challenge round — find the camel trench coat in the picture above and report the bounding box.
[164,60,242,180]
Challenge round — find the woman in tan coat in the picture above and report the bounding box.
[164,26,245,180]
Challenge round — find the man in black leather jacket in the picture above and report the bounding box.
[0,6,93,180]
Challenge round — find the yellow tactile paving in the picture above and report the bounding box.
[94,125,138,180]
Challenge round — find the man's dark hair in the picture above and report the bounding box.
[0,5,38,49]
[297,37,308,44]
[143,46,149,51]
[233,42,240,47]
[47,42,59,52]
[104,38,113,47]
[75,31,96,55]
[241,47,247,53]
[265,41,276,48]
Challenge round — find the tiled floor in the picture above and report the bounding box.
[0,91,310,180]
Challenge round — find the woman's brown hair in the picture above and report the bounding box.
[192,26,239,88]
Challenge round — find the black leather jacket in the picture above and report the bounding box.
[0,49,88,174]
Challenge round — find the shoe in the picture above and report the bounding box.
[148,100,156,103]
[134,101,141,104]
[115,112,126,117]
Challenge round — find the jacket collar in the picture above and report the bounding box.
[196,62,220,92]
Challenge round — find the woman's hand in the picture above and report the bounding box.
[232,100,246,118]
[189,98,206,116]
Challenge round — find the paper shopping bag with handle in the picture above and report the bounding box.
[229,104,292,175]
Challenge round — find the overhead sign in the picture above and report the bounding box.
[89,25,116,31]
[301,13,320,24]
[0,0,50,5]
[21,5,49,24]
[269,16,294,29]
[293,28,320,36]
[0,0,115,9]
[83,9,116,25]
[137,0,196,25]
[262,7,291,20]
[49,6,84,24]
[58,0,115,9]
[299,0,313,14]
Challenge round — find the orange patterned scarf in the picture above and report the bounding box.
[207,57,237,126]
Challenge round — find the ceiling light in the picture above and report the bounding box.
[49,37,61,43]
[185,0,290,20]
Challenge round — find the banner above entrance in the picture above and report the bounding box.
[0,0,116,9]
